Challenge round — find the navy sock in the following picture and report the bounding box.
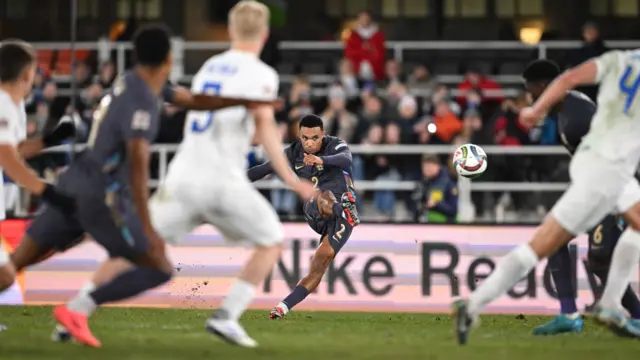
[549,246,577,314]
[90,267,171,306]
[282,285,310,310]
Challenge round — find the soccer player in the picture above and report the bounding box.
[521,60,640,335]
[0,39,76,328]
[452,49,640,344]
[1,24,182,348]
[247,114,360,319]
[42,1,313,348]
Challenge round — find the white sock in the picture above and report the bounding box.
[599,228,640,310]
[220,279,255,321]
[67,290,97,317]
[276,301,290,314]
[79,281,96,296]
[468,244,539,316]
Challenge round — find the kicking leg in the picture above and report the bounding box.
[271,191,357,318]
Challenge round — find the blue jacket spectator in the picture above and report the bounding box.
[411,155,458,223]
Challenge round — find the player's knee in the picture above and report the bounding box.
[318,191,336,217]
[0,264,16,291]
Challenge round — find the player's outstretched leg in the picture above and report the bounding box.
[270,191,358,319]
[206,241,283,348]
[452,214,573,345]
[533,246,583,335]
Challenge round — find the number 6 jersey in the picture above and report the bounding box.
[170,50,279,179]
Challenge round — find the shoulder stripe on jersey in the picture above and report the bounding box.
[335,143,347,150]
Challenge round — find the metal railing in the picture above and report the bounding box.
[36,143,568,193]
[32,39,640,86]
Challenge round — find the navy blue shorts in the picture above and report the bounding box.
[27,191,149,261]
[303,198,353,253]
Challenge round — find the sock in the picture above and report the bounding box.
[282,285,310,311]
[548,246,578,314]
[468,244,539,316]
[600,228,640,310]
[90,267,171,306]
[64,281,98,317]
[79,281,96,296]
[592,267,640,319]
[622,287,640,319]
[218,279,255,320]
[67,293,97,316]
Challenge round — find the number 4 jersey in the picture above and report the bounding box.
[168,50,279,180]
[580,49,640,165]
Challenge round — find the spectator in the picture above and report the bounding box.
[493,95,531,146]
[372,123,402,219]
[385,59,404,85]
[338,58,360,99]
[407,64,437,96]
[456,67,502,105]
[431,101,462,144]
[96,60,116,88]
[354,94,384,144]
[287,75,314,125]
[344,11,386,81]
[568,21,607,101]
[393,95,420,144]
[385,81,408,114]
[423,84,460,117]
[320,84,358,142]
[411,155,458,223]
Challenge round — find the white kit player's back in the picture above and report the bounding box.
[170,50,278,179]
[581,49,640,165]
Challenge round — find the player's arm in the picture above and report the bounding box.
[525,58,601,125]
[247,162,274,182]
[253,106,299,187]
[165,85,274,111]
[0,145,46,195]
[16,118,76,159]
[319,141,352,170]
[125,108,156,235]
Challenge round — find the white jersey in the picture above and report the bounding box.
[0,90,27,220]
[169,50,278,180]
[581,49,640,164]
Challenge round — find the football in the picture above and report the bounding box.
[452,143,488,179]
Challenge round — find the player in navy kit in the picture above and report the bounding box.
[522,59,640,335]
[247,114,360,318]
[5,24,177,348]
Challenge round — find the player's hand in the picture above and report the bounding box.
[303,153,323,166]
[520,106,546,127]
[426,199,437,208]
[291,179,316,201]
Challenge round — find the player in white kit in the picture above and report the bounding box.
[452,49,640,344]
[154,2,314,347]
[0,40,76,327]
[46,1,313,347]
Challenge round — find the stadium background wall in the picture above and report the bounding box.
[1,220,637,315]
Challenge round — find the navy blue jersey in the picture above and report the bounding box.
[248,136,356,201]
[65,71,162,196]
[557,90,596,154]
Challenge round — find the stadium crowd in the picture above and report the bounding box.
[17,14,608,223]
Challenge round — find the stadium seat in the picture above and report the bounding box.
[276,62,296,75]
[300,62,327,75]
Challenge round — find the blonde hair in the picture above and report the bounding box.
[229,1,270,41]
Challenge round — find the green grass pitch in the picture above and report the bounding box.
[0,306,636,359]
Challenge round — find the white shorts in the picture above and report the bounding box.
[551,150,640,235]
[149,177,284,247]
